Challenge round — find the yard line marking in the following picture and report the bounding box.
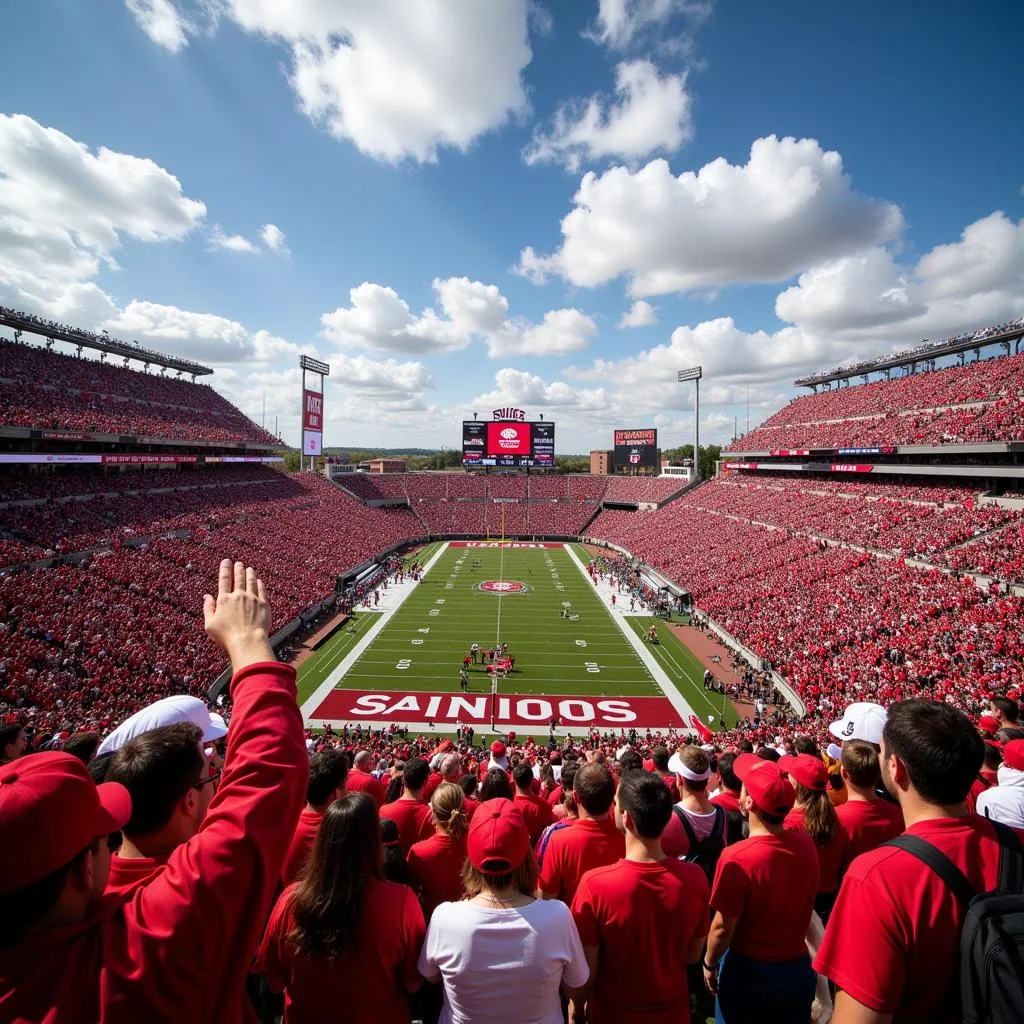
[301,542,449,722]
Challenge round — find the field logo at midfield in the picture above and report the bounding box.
[479,580,528,595]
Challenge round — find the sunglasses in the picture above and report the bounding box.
[193,767,223,790]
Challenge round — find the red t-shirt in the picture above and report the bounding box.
[710,830,819,961]
[661,803,727,860]
[659,772,680,802]
[422,772,443,802]
[835,798,904,862]
[256,879,425,1024]
[711,790,741,815]
[105,852,170,900]
[572,858,710,1023]
[814,816,1024,1023]
[281,808,323,886]
[407,832,468,920]
[546,784,564,806]
[515,792,555,844]
[538,817,625,905]
[966,775,991,814]
[784,806,850,893]
[380,798,434,855]
[462,796,479,821]
[346,769,385,807]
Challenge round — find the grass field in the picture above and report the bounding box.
[297,542,738,732]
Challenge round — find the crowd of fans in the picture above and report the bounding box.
[0,337,280,444]
[730,348,1024,450]
[3,564,1022,1024]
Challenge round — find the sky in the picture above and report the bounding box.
[0,0,1022,454]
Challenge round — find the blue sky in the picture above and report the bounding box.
[0,0,1021,452]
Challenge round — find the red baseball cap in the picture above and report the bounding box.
[978,714,1000,734]
[734,753,796,816]
[467,798,530,874]
[490,740,506,758]
[1003,740,1024,772]
[778,754,828,793]
[0,752,131,895]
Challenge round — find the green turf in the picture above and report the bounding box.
[297,542,738,730]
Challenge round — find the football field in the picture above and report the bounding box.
[298,542,738,737]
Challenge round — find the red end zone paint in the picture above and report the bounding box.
[310,690,686,730]
[447,541,564,548]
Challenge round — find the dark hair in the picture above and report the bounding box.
[841,740,881,789]
[0,721,25,757]
[458,773,479,799]
[384,773,404,804]
[480,768,513,801]
[736,738,755,754]
[574,763,615,816]
[991,695,1020,724]
[651,745,670,772]
[996,727,1024,745]
[883,700,984,806]
[617,770,672,839]
[87,752,115,784]
[794,735,820,758]
[618,749,643,773]
[982,743,1003,769]
[0,838,101,947]
[512,762,535,791]
[755,746,781,763]
[106,723,205,836]
[289,793,380,958]
[717,752,740,794]
[403,757,429,792]
[62,732,102,764]
[307,749,350,807]
[380,818,411,886]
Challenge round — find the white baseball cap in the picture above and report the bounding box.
[97,695,229,757]
[828,702,887,746]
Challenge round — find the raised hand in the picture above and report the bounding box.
[203,559,274,671]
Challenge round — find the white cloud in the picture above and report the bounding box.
[588,0,713,52]
[125,0,193,52]
[618,299,658,328]
[320,277,597,358]
[211,1,532,163]
[516,135,904,296]
[101,301,258,362]
[260,222,289,254]
[469,368,612,414]
[524,61,692,172]
[209,225,261,254]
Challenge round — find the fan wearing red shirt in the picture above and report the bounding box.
[0,558,308,1024]
[513,762,554,844]
[538,762,624,905]
[407,782,470,921]
[571,770,710,1024]
[815,699,1024,1024]
[704,754,819,1024]
[103,721,218,899]
[281,747,349,885]
[650,745,680,802]
[834,739,903,861]
[347,750,385,807]
[380,756,435,855]
[710,752,746,846]
[256,792,425,1024]
[779,753,850,922]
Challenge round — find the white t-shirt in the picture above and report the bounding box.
[419,898,589,1024]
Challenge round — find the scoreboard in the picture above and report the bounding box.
[462,421,555,468]
[613,428,658,468]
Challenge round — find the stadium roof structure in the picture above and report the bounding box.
[0,306,213,377]
[794,318,1024,389]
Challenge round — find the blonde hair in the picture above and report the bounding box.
[795,781,839,847]
[462,849,538,899]
[430,782,468,842]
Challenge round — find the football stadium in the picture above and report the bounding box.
[2,4,1024,1024]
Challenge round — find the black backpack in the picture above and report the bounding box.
[884,821,1024,1024]
[672,804,726,883]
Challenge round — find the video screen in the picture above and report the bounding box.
[613,427,658,468]
[462,421,555,468]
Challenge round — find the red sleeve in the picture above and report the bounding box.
[660,812,690,859]
[709,852,748,920]
[124,662,308,1020]
[813,871,905,1013]
[254,886,296,993]
[538,839,563,896]
[570,877,599,947]
[418,808,436,843]
[399,885,427,992]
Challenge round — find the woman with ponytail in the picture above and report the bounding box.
[779,754,850,923]
[407,782,469,921]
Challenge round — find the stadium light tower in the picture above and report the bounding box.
[677,366,703,483]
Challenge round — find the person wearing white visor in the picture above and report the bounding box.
[97,695,228,757]
[828,701,887,747]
